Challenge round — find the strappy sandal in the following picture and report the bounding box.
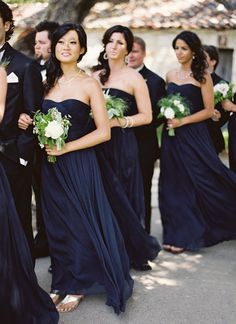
[49,293,63,306]
[170,246,185,254]
[163,244,172,252]
[56,294,84,313]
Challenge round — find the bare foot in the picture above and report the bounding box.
[56,294,84,312]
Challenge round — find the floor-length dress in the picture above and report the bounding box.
[41,99,133,314]
[0,163,59,324]
[95,88,161,266]
[159,82,236,250]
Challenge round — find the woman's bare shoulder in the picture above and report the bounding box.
[166,69,176,82]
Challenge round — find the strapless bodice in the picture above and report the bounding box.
[42,99,94,141]
[167,82,204,114]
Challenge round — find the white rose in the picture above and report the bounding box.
[45,120,64,139]
[178,104,185,113]
[214,82,229,97]
[160,106,165,113]
[164,107,175,119]
[173,100,180,106]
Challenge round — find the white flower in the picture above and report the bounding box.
[164,107,175,119]
[178,104,185,113]
[173,100,180,106]
[232,83,236,94]
[214,82,229,97]
[45,120,64,139]
[160,107,165,113]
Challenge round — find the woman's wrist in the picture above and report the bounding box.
[180,117,187,126]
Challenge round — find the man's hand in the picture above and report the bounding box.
[18,113,33,130]
[222,99,236,112]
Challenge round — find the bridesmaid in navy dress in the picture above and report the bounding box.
[93,25,161,271]
[159,31,236,254]
[41,23,133,314]
[0,67,59,323]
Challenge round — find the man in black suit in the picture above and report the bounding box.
[0,1,43,260]
[18,20,59,259]
[203,45,230,154]
[128,36,166,234]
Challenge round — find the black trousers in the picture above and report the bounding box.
[139,156,156,234]
[0,154,35,262]
[228,116,236,172]
[32,149,49,257]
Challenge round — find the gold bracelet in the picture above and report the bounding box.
[122,116,129,128]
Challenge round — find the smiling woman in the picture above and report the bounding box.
[40,22,133,315]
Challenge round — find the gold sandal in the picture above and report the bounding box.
[49,293,63,306]
[56,294,84,313]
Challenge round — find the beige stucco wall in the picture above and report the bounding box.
[82,28,236,83]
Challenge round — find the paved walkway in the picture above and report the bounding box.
[35,160,236,324]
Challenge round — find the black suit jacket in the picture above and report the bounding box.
[0,42,43,165]
[134,65,166,160]
[207,72,230,154]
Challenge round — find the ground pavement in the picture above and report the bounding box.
[35,160,236,324]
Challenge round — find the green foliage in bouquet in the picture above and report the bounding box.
[104,93,128,119]
[33,107,71,163]
[158,93,190,136]
[90,93,128,120]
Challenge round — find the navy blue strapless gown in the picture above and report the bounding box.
[41,99,133,314]
[95,88,161,266]
[159,83,236,250]
[0,163,59,323]
[228,112,236,172]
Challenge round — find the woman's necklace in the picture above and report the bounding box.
[176,69,192,80]
[58,69,83,85]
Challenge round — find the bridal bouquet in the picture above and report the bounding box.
[214,81,234,105]
[104,92,128,119]
[90,92,128,119]
[158,93,190,136]
[33,107,71,163]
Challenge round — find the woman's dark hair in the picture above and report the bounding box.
[172,31,207,83]
[0,0,15,41]
[93,25,134,85]
[202,45,219,70]
[45,23,87,94]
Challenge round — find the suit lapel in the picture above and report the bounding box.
[1,43,14,71]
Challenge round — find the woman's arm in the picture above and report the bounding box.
[46,78,110,157]
[111,71,152,128]
[168,72,214,129]
[0,67,7,123]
